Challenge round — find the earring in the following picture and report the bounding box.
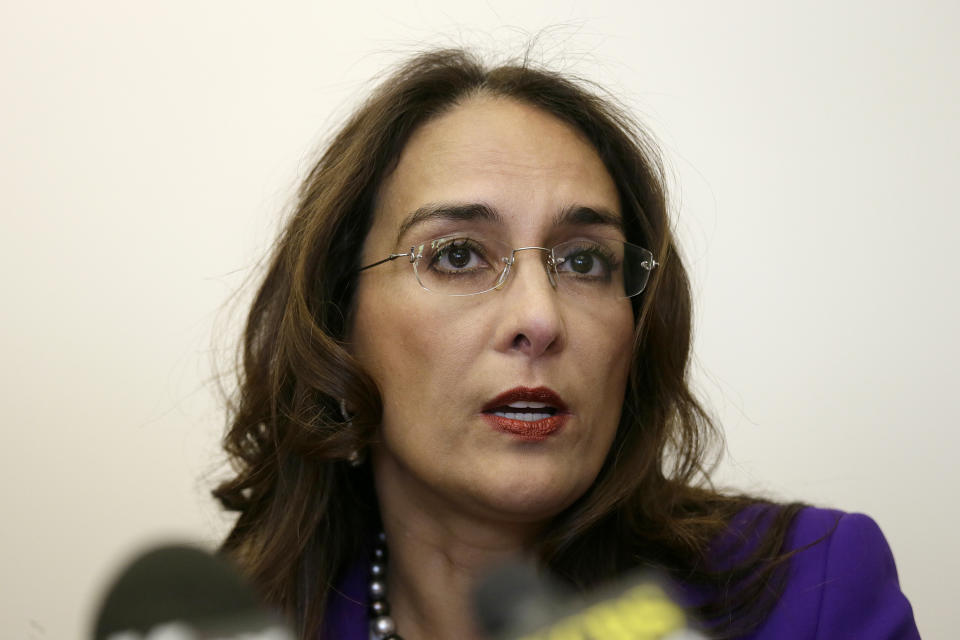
[340,398,365,467]
[347,448,365,467]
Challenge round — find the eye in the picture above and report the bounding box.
[554,241,618,280]
[429,237,491,274]
[445,244,473,269]
[568,252,597,274]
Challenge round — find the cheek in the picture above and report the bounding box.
[577,302,634,370]
[351,285,483,412]
[582,304,635,427]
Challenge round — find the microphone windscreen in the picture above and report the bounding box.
[472,561,706,640]
[91,543,293,640]
[472,561,570,638]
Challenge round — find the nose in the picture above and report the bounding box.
[493,248,565,358]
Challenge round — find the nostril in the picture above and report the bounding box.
[512,333,531,350]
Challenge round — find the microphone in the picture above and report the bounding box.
[472,562,706,640]
[90,543,294,640]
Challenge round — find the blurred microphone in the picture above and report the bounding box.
[91,543,294,640]
[473,562,706,640]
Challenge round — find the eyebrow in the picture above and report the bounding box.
[553,205,623,232]
[394,202,623,245]
[395,203,503,245]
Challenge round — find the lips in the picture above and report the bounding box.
[481,386,569,442]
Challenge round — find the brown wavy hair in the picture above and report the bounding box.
[214,48,807,639]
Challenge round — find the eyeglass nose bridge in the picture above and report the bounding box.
[494,246,559,291]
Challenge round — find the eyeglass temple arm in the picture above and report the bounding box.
[356,252,412,273]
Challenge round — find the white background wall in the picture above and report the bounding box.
[2,1,955,637]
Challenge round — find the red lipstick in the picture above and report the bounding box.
[481,386,569,442]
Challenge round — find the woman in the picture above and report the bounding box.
[214,49,919,639]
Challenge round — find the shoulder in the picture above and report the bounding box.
[320,557,369,640]
[744,507,920,639]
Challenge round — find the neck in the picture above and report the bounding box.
[373,456,545,640]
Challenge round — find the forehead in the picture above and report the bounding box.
[370,96,622,246]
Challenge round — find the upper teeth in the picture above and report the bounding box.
[494,411,553,422]
[506,401,550,409]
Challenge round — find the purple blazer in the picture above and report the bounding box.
[321,508,920,639]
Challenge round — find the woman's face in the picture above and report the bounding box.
[350,96,635,525]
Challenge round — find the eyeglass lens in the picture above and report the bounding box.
[410,235,654,298]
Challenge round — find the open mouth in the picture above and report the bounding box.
[481,387,569,441]
[481,387,568,416]
[486,401,558,422]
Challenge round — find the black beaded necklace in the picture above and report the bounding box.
[369,532,403,640]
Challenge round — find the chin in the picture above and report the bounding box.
[469,468,595,523]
